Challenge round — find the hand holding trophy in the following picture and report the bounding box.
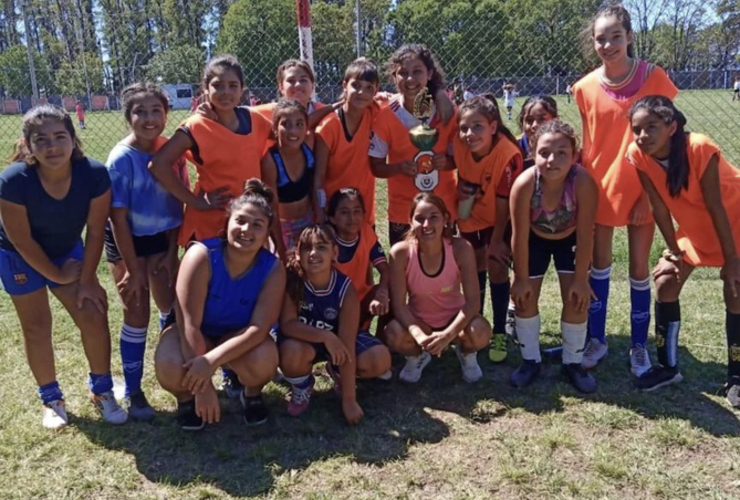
[408,88,440,192]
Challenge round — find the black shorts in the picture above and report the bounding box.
[528,230,577,278]
[460,224,512,250]
[104,223,170,262]
[389,222,410,246]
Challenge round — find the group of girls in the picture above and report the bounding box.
[2,3,739,432]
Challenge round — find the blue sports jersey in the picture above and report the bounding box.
[298,269,351,334]
[199,240,278,338]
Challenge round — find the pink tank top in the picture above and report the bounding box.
[406,239,466,329]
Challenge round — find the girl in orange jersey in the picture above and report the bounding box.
[327,188,390,329]
[149,55,272,246]
[453,94,523,364]
[574,4,678,375]
[261,99,317,259]
[315,58,382,225]
[626,96,740,405]
[369,44,458,245]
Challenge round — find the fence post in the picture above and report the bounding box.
[355,0,362,57]
[20,0,39,103]
[296,0,315,73]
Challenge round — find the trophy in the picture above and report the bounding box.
[408,88,439,192]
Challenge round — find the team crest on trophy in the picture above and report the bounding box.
[408,88,439,192]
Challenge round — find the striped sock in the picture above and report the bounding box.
[38,381,64,404]
[120,323,147,397]
[655,300,680,368]
[588,266,611,343]
[630,277,651,347]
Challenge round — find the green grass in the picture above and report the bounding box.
[1,91,740,499]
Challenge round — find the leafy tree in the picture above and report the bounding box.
[0,44,54,97]
[146,44,205,84]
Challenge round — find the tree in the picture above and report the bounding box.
[55,51,106,95]
[0,44,54,97]
[146,44,204,84]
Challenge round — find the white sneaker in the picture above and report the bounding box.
[89,391,128,425]
[377,370,393,381]
[43,400,68,429]
[399,352,432,383]
[630,344,652,377]
[455,346,483,383]
[581,339,608,369]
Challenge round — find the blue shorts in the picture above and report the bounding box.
[277,330,383,361]
[0,240,84,296]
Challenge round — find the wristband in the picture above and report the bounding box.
[317,189,327,209]
[662,249,685,263]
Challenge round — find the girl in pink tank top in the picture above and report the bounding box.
[384,193,492,384]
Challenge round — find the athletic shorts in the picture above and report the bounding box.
[460,224,513,251]
[277,330,383,362]
[389,222,410,246]
[0,240,84,296]
[529,230,577,279]
[104,223,169,262]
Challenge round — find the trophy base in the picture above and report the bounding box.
[414,151,439,192]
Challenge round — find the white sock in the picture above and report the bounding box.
[562,320,587,364]
[516,315,541,362]
[284,374,311,387]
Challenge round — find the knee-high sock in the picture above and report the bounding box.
[727,311,740,382]
[630,277,651,347]
[490,281,511,334]
[120,324,147,397]
[562,320,587,364]
[477,271,487,314]
[588,266,611,343]
[655,300,680,368]
[516,315,541,362]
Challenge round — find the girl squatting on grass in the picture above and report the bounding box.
[154,180,284,431]
[626,96,740,405]
[278,224,391,424]
[453,94,523,364]
[509,120,599,393]
[0,105,127,429]
[384,193,492,384]
[574,4,678,375]
[105,83,189,421]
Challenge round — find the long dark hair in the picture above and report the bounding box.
[582,3,635,60]
[385,44,446,98]
[10,104,84,165]
[459,94,521,153]
[629,95,689,198]
[517,95,558,133]
[285,224,337,304]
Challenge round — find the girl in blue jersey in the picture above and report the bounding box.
[154,179,285,431]
[278,224,391,425]
[0,105,127,429]
[105,82,189,422]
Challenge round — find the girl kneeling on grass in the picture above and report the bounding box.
[626,96,740,405]
[509,120,599,393]
[278,224,391,424]
[154,180,284,431]
[384,193,492,384]
[0,105,127,429]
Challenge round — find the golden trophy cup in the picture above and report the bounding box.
[408,88,440,192]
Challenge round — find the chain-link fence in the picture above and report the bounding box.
[2,0,740,164]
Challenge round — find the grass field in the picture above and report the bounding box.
[0,90,739,499]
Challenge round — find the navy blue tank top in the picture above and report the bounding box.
[199,241,278,338]
[270,143,315,203]
[298,269,351,334]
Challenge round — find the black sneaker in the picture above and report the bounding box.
[561,363,597,393]
[222,370,244,400]
[723,381,740,408]
[176,400,204,431]
[510,359,541,388]
[240,392,268,426]
[126,390,156,422]
[635,365,683,392]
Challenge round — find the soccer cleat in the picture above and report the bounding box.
[488,333,508,363]
[722,381,740,408]
[456,346,483,383]
[635,365,683,391]
[629,344,652,378]
[125,390,156,422]
[240,392,269,426]
[505,307,517,342]
[89,391,128,425]
[581,339,608,369]
[399,352,432,384]
[561,363,598,393]
[287,375,315,417]
[510,359,541,388]
[42,400,68,430]
[176,400,204,431]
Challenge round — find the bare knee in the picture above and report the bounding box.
[154,329,187,395]
[383,320,419,355]
[461,316,492,352]
[655,273,681,303]
[279,339,315,377]
[488,259,509,283]
[231,338,279,386]
[357,345,391,379]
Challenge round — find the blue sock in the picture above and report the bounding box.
[158,309,175,330]
[490,281,511,334]
[630,277,651,347]
[477,271,487,314]
[222,368,241,386]
[38,381,64,404]
[120,324,147,397]
[588,266,611,343]
[88,372,113,395]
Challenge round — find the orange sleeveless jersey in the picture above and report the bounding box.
[334,224,382,300]
[574,66,678,226]
[453,133,522,232]
[626,134,740,267]
[178,111,271,244]
[371,104,458,224]
[317,106,379,224]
